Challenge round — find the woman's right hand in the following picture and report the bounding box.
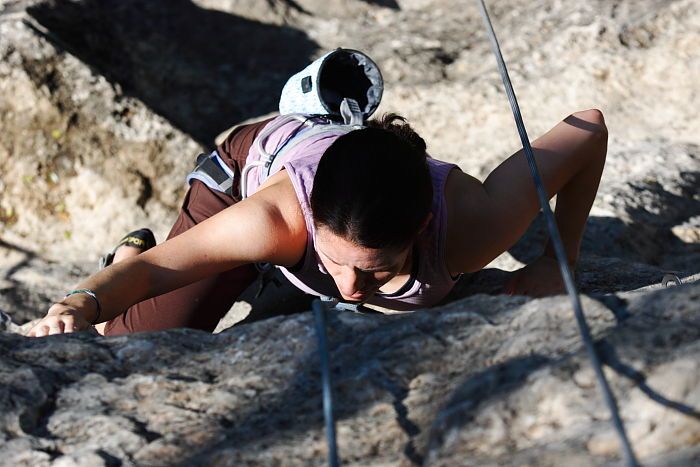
[26,303,92,337]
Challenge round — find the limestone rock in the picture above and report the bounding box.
[1,0,699,465]
[1,283,699,465]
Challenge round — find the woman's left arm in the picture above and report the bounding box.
[446,109,608,295]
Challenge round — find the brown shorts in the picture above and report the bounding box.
[103,118,273,336]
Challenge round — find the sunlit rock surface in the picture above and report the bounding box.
[1,0,698,465]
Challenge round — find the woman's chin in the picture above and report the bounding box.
[341,291,370,302]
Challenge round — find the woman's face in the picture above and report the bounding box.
[315,226,411,302]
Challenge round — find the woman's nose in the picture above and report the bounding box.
[338,269,367,296]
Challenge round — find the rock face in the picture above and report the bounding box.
[1,0,699,465]
[1,284,699,466]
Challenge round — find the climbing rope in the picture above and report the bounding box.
[313,299,340,467]
[475,1,639,465]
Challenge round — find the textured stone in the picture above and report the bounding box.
[1,283,699,465]
[1,0,699,465]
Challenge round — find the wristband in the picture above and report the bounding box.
[64,289,102,325]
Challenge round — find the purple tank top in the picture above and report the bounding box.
[246,116,459,311]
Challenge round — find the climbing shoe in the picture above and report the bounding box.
[99,228,156,269]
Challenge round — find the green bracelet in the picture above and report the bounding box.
[64,289,102,325]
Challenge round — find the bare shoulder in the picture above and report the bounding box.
[243,170,307,266]
[444,168,499,275]
[255,170,304,224]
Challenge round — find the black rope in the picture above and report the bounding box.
[313,299,340,467]
[474,1,639,465]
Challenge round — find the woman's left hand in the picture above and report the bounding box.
[503,255,571,297]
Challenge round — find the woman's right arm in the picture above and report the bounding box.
[27,176,307,337]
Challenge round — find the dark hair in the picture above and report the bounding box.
[310,113,432,250]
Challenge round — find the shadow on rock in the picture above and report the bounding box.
[27,0,319,145]
[440,167,699,301]
[181,304,526,465]
[597,340,700,421]
[507,171,699,282]
[360,0,400,9]
[0,239,42,326]
[0,239,90,326]
[424,355,552,458]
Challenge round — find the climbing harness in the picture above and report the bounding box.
[475,1,639,465]
[186,150,236,196]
